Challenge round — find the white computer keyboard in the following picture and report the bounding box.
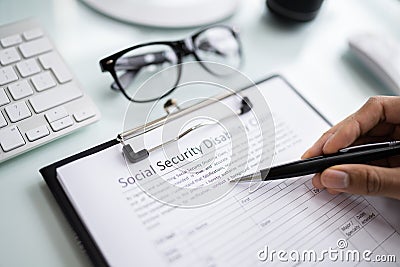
[0,19,100,163]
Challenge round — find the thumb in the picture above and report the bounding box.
[320,165,400,200]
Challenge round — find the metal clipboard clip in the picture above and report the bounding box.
[118,92,253,164]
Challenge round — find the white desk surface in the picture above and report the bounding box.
[0,0,400,266]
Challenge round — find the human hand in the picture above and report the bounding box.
[302,96,400,200]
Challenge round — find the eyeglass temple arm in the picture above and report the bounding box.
[114,51,168,70]
[123,97,252,163]
[197,41,227,57]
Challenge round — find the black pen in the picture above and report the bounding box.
[231,141,400,182]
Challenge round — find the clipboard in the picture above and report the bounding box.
[40,139,118,267]
[40,75,330,267]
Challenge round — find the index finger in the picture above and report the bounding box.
[303,96,400,158]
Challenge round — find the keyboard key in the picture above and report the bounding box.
[0,88,10,106]
[29,84,83,113]
[50,116,73,131]
[31,72,56,91]
[73,107,96,122]
[39,52,72,83]
[0,47,21,65]
[45,106,68,123]
[5,101,32,122]
[0,126,25,152]
[26,125,50,141]
[19,37,52,58]
[1,34,22,47]
[0,112,7,128]
[16,59,41,77]
[23,28,44,41]
[8,80,33,100]
[0,66,18,85]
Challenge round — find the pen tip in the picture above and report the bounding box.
[229,172,262,183]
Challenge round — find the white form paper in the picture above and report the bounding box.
[57,78,400,266]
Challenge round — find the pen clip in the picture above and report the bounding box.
[338,141,400,153]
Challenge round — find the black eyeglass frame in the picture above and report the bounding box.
[99,25,242,103]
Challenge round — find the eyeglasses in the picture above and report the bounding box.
[99,25,242,103]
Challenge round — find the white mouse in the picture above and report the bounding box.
[348,33,400,94]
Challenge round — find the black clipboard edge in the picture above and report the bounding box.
[39,74,332,267]
[40,139,119,267]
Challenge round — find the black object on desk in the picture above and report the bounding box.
[233,141,400,182]
[266,0,324,22]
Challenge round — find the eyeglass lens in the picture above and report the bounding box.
[114,44,179,102]
[194,27,241,76]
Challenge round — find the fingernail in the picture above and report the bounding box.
[301,150,310,159]
[321,169,349,189]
